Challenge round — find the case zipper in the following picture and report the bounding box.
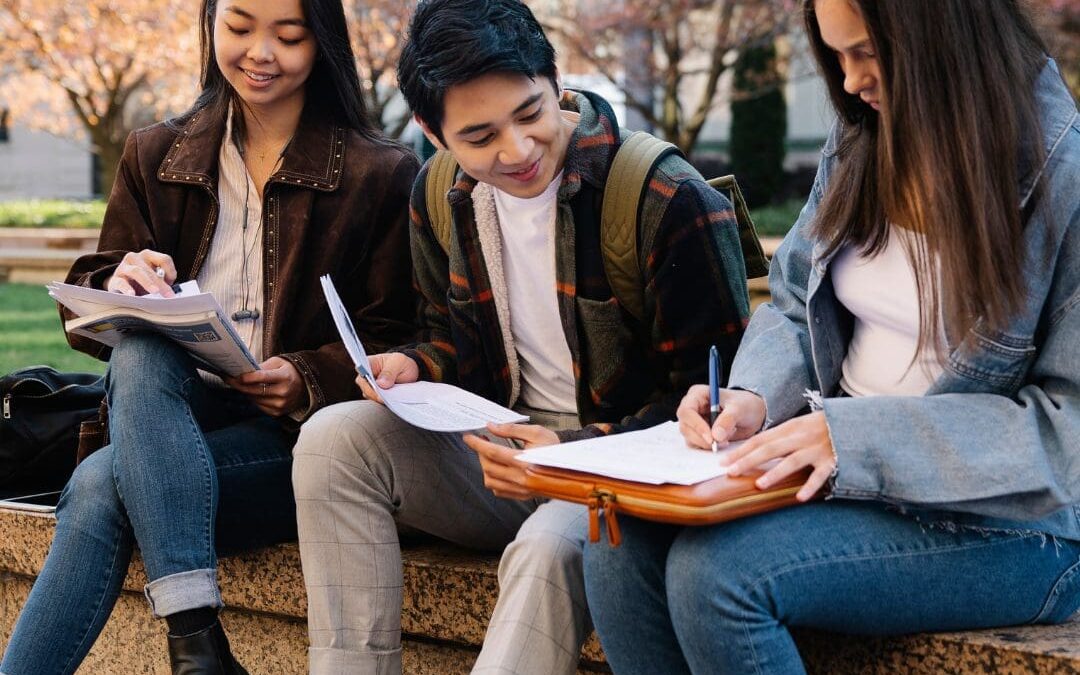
[3,394,11,419]
[586,490,622,547]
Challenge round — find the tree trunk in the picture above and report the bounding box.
[92,132,125,199]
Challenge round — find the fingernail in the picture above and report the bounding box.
[757,477,769,489]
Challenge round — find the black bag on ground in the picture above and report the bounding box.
[0,366,105,494]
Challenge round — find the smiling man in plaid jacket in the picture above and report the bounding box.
[290,1,755,672]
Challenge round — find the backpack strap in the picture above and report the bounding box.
[600,131,679,323]
[708,175,770,279]
[424,150,459,255]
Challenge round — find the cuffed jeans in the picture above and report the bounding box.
[1,334,296,675]
[583,500,1080,675]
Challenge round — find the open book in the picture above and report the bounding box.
[48,281,259,377]
[320,274,528,432]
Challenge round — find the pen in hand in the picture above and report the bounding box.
[709,345,722,453]
[153,266,183,295]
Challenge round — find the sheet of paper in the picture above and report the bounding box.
[144,280,202,299]
[48,281,225,318]
[320,274,528,433]
[519,421,737,485]
[319,275,374,379]
[377,380,528,433]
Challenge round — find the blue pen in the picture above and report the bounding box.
[708,345,722,453]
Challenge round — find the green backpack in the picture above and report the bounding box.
[423,130,770,322]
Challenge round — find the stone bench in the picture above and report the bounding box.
[0,227,100,251]
[0,248,82,284]
[3,507,1080,673]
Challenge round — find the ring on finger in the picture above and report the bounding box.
[261,383,268,396]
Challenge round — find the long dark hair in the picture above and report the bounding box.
[804,0,1048,355]
[184,0,383,143]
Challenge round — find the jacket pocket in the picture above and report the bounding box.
[946,327,1037,393]
[575,296,635,407]
[447,295,481,332]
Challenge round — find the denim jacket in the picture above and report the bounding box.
[729,61,1080,539]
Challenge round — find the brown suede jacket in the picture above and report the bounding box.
[63,104,419,422]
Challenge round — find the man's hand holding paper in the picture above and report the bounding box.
[463,423,560,501]
[354,353,420,404]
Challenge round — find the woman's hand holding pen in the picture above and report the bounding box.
[463,423,559,500]
[104,249,177,297]
[355,353,419,404]
[676,386,834,502]
[226,356,307,416]
[677,385,766,449]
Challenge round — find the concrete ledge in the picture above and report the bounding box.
[0,509,605,673]
[3,507,1080,674]
[0,227,100,250]
[0,247,81,283]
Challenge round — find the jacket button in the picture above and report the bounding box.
[814,317,821,325]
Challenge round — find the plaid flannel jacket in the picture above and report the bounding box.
[397,90,750,441]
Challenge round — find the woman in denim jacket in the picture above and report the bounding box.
[583,1,1080,672]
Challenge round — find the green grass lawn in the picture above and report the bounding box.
[0,283,106,375]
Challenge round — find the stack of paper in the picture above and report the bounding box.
[48,281,258,376]
[519,422,736,485]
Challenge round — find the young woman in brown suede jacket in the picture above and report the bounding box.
[0,1,417,673]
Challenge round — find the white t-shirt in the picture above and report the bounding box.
[492,173,578,413]
[832,226,943,397]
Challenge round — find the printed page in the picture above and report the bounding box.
[319,275,374,379]
[378,381,528,433]
[518,421,737,485]
[67,309,258,376]
[52,280,258,376]
[47,281,222,318]
[320,274,527,433]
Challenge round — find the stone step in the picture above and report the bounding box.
[0,508,606,673]
[4,507,1080,673]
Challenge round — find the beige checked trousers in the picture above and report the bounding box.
[291,400,592,675]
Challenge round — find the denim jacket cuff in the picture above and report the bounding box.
[822,397,883,499]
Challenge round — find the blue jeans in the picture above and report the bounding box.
[583,500,1080,675]
[1,334,296,675]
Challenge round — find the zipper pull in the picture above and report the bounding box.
[3,394,11,419]
[587,497,600,543]
[601,497,622,547]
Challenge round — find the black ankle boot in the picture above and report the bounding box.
[167,620,249,675]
